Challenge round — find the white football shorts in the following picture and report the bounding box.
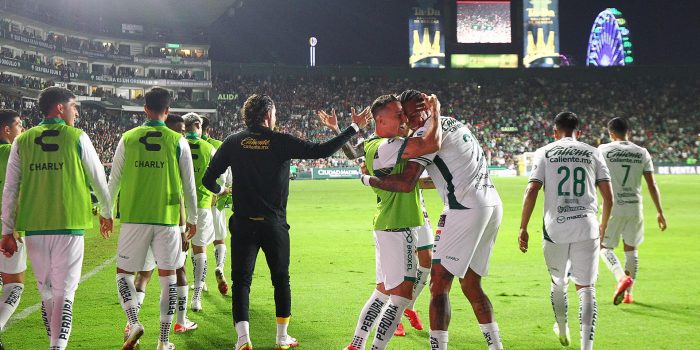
[603,215,644,248]
[433,205,502,278]
[117,224,182,271]
[191,208,215,247]
[543,238,599,286]
[374,228,418,290]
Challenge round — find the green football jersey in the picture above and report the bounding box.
[203,135,223,150]
[118,120,183,225]
[186,132,215,208]
[15,118,92,233]
[203,134,231,209]
[364,137,423,230]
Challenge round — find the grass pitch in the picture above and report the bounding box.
[3,175,699,349]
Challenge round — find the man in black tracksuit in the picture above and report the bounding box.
[202,94,370,349]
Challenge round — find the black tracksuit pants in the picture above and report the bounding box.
[230,215,291,322]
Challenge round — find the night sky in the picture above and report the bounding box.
[208,0,700,66]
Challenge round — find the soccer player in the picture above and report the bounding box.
[0,110,24,347]
[318,107,433,336]
[361,90,504,350]
[341,94,440,350]
[1,87,112,350]
[181,112,230,312]
[110,88,198,350]
[130,114,198,336]
[200,115,231,294]
[598,117,667,304]
[519,112,613,350]
[202,94,370,350]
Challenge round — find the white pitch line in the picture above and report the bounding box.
[6,255,116,329]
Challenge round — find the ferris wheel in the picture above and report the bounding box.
[586,8,634,67]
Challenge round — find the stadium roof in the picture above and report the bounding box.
[89,0,238,27]
[31,0,239,28]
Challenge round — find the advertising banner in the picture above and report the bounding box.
[523,0,560,67]
[409,2,445,68]
[312,167,361,179]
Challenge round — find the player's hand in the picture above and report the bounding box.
[99,216,113,239]
[518,228,529,253]
[186,223,197,240]
[425,94,440,119]
[0,234,18,257]
[222,187,232,195]
[317,109,340,132]
[351,107,372,129]
[360,161,368,175]
[657,212,667,231]
[181,230,189,252]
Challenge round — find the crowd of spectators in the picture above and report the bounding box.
[1,18,207,63]
[212,74,700,170]
[0,73,51,90]
[0,73,698,171]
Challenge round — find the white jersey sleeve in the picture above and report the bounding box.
[1,141,20,235]
[371,137,408,175]
[643,149,654,173]
[529,148,546,184]
[78,132,112,218]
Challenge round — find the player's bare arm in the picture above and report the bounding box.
[402,94,442,159]
[363,161,425,193]
[597,180,613,243]
[319,107,369,159]
[519,181,542,253]
[0,233,17,257]
[418,176,436,189]
[643,171,667,231]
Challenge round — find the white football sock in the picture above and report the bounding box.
[429,330,449,350]
[349,289,389,350]
[625,250,638,293]
[600,248,626,281]
[193,253,207,302]
[176,285,189,324]
[408,266,430,310]
[479,322,504,350]
[370,294,410,350]
[116,273,139,325]
[235,320,251,347]
[50,294,75,349]
[550,282,568,335]
[577,287,597,350]
[276,317,290,344]
[159,275,177,343]
[41,298,53,337]
[136,291,145,310]
[214,244,226,270]
[0,283,23,330]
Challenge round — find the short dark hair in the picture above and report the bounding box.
[38,87,75,116]
[0,109,20,128]
[242,94,275,127]
[397,89,423,104]
[165,114,184,129]
[607,117,630,135]
[554,111,579,133]
[145,87,171,114]
[200,115,211,131]
[370,94,398,117]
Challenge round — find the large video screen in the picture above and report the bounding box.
[457,1,512,44]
